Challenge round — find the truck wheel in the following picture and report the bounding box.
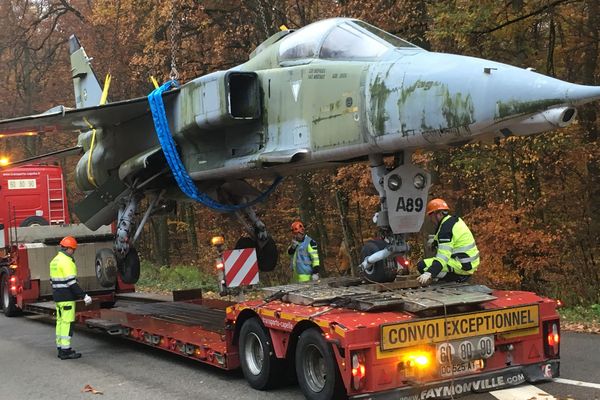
[1,274,20,317]
[235,236,278,272]
[239,318,284,390]
[295,328,345,400]
[19,216,49,227]
[95,248,118,288]
[118,248,140,284]
[359,240,398,283]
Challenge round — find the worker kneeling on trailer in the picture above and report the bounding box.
[49,236,92,360]
[416,199,480,286]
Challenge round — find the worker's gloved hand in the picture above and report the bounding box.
[417,272,432,285]
[83,294,92,306]
[311,273,319,281]
[290,239,300,248]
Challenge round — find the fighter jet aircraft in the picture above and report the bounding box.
[1,18,599,284]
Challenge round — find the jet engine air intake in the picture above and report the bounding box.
[183,71,261,131]
[506,106,577,136]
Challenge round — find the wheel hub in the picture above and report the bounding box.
[304,344,326,392]
[245,332,264,375]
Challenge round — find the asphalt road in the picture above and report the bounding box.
[0,313,598,400]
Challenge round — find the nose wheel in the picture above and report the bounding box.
[359,240,398,283]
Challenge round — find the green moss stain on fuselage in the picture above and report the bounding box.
[496,98,562,119]
[397,80,475,133]
[370,76,391,136]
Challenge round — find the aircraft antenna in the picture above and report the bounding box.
[168,0,179,80]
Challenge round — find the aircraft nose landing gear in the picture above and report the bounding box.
[359,152,431,283]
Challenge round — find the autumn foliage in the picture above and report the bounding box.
[0,1,598,304]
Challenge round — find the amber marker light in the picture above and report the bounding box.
[211,236,225,246]
[404,351,432,369]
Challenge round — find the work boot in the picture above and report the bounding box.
[59,348,82,360]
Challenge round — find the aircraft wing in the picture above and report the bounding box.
[0,89,179,136]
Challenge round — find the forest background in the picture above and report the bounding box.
[0,0,598,306]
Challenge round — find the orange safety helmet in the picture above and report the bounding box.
[291,221,305,234]
[59,236,78,249]
[426,198,450,215]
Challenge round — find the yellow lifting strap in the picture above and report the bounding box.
[85,73,112,188]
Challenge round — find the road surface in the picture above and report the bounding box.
[0,313,598,400]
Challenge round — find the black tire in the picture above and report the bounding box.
[239,318,284,390]
[359,240,398,283]
[1,273,20,317]
[19,216,49,227]
[295,328,346,400]
[235,236,278,272]
[118,248,140,284]
[95,248,118,288]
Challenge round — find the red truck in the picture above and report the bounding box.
[0,164,132,317]
[0,164,69,228]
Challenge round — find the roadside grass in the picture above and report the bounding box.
[136,261,219,294]
[559,304,600,333]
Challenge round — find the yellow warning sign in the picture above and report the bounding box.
[381,304,539,351]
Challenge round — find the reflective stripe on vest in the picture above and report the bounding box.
[292,235,316,276]
[433,215,480,275]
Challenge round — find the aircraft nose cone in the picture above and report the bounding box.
[564,83,600,105]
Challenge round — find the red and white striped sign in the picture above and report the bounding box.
[223,248,259,287]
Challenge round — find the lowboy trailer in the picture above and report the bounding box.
[3,266,560,400]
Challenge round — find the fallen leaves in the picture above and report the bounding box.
[561,321,600,334]
[82,384,103,395]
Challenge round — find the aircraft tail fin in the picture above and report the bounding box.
[69,35,103,108]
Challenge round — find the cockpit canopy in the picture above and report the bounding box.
[278,18,418,62]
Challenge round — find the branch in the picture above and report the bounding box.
[471,0,575,35]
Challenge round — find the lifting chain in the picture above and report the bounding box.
[256,0,269,38]
[169,0,179,80]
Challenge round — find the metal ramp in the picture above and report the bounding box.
[110,301,227,333]
[262,278,495,312]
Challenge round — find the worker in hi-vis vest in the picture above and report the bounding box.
[416,199,480,286]
[49,236,92,359]
[288,221,320,283]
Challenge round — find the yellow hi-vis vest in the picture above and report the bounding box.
[49,251,85,302]
[430,215,480,276]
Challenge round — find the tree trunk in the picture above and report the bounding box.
[294,173,328,264]
[335,189,358,275]
[152,214,170,266]
[185,204,199,258]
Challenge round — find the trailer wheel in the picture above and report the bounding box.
[1,273,20,317]
[239,318,283,390]
[95,248,118,288]
[19,216,49,227]
[359,240,398,283]
[118,248,140,284]
[296,328,345,400]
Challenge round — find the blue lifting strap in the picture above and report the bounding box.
[147,80,282,212]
